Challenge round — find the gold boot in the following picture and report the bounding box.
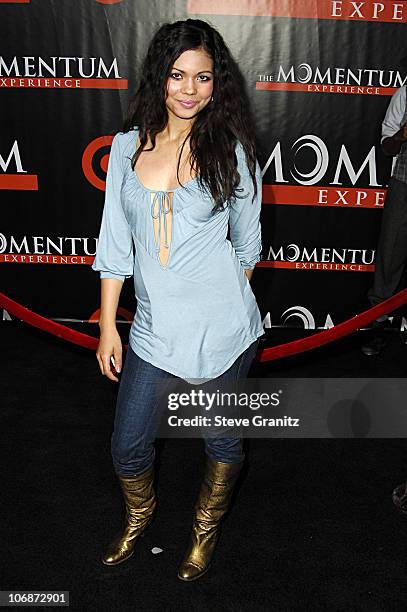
[102,464,156,566]
[177,457,244,581]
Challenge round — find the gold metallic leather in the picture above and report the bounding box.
[102,464,156,566]
[178,457,244,581]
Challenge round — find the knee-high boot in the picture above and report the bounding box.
[177,457,244,581]
[102,464,156,566]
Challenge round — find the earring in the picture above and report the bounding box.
[211,96,214,102]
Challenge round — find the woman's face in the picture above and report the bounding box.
[165,47,214,122]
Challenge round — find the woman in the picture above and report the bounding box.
[92,18,264,581]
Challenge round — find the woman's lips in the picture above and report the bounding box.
[177,100,198,108]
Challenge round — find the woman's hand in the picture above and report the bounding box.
[96,327,123,382]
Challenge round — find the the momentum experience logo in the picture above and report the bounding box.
[0,234,97,266]
[0,56,127,89]
[263,306,334,330]
[188,0,407,23]
[257,64,407,96]
[262,305,407,330]
[0,141,38,190]
[258,243,375,272]
[262,134,389,208]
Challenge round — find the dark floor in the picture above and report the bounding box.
[2,321,407,611]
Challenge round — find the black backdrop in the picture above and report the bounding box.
[1,0,406,332]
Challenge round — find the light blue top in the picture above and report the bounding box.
[92,127,265,381]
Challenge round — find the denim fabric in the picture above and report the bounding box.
[111,339,259,476]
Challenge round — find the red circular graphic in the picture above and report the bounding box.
[82,135,113,191]
[100,154,109,174]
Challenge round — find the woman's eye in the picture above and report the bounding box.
[170,73,211,81]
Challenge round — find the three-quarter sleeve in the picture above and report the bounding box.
[91,132,134,282]
[228,142,262,270]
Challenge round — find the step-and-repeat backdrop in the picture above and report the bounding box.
[1,0,406,331]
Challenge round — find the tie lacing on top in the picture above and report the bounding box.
[151,191,172,251]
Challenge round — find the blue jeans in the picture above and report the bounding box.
[111,339,259,476]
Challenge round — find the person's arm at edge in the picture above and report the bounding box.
[382,87,407,156]
[382,125,407,156]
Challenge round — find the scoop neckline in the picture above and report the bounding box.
[131,128,199,193]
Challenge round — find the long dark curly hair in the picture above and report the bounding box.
[122,18,258,213]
